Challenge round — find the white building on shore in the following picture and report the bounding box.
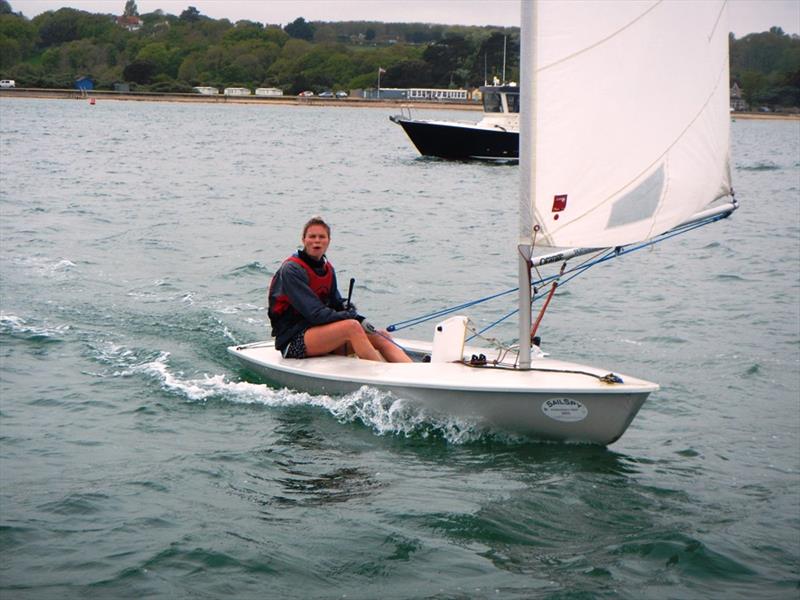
[362,87,469,101]
[223,87,251,96]
[255,87,283,97]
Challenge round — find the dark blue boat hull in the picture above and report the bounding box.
[390,116,518,161]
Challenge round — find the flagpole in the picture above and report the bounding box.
[377,67,382,99]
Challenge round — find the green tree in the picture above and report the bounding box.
[180,6,201,22]
[423,33,475,87]
[34,8,83,47]
[7,61,42,85]
[123,59,156,83]
[0,12,37,64]
[177,51,202,82]
[284,17,314,41]
[0,35,20,68]
[124,1,138,17]
[136,42,171,74]
[223,22,267,44]
[740,70,767,107]
[384,59,433,88]
[313,25,336,44]
[263,26,289,47]
[730,27,800,108]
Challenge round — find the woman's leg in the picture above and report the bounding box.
[304,320,382,361]
[368,330,413,363]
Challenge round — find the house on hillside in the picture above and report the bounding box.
[117,15,143,31]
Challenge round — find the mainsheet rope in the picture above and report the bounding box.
[385,211,730,337]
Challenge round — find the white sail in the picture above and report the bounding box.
[520,0,731,249]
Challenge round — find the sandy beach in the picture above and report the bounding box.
[2,88,798,120]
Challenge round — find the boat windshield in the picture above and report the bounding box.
[483,92,503,113]
[506,92,520,113]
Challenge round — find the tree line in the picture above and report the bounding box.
[730,28,800,108]
[0,1,518,94]
[0,0,797,108]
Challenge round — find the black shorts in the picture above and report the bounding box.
[282,330,307,359]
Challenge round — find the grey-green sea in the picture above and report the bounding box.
[1,98,798,599]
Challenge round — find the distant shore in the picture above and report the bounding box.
[1,88,798,120]
[729,111,799,121]
[0,88,482,112]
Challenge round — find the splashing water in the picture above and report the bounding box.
[118,349,490,444]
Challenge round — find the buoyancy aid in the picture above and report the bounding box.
[270,254,334,317]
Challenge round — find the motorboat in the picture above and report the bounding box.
[389,84,519,161]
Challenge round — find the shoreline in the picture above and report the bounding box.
[729,111,799,121]
[1,89,798,120]
[0,88,482,112]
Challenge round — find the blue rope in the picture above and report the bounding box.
[470,308,518,340]
[387,212,729,335]
[386,287,519,331]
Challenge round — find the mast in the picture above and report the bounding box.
[518,0,536,369]
[502,35,507,84]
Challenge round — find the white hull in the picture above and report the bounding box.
[227,339,657,445]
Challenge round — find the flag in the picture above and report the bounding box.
[378,67,386,74]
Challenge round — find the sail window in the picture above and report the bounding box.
[606,164,664,229]
[505,92,520,113]
[483,92,503,113]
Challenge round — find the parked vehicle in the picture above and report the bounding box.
[0,80,16,88]
[255,87,283,97]
[298,90,314,97]
[318,91,334,98]
[223,87,251,96]
[335,91,348,98]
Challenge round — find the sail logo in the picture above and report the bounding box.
[552,195,567,211]
[552,195,567,221]
[541,397,588,422]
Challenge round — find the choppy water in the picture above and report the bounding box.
[1,98,798,599]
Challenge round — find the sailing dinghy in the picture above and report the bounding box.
[229,0,736,444]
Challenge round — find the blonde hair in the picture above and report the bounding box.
[302,216,331,238]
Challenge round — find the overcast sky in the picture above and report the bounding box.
[10,0,800,37]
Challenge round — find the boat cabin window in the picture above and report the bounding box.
[505,92,520,113]
[483,92,503,113]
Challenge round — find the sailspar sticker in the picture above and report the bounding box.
[552,194,567,221]
[541,398,588,422]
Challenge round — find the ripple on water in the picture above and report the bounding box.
[225,261,273,278]
[37,492,113,516]
[738,162,781,171]
[610,532,758,580]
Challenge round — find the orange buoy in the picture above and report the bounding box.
[89,97,96,105]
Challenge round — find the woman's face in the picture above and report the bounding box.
[302,225,330,260]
